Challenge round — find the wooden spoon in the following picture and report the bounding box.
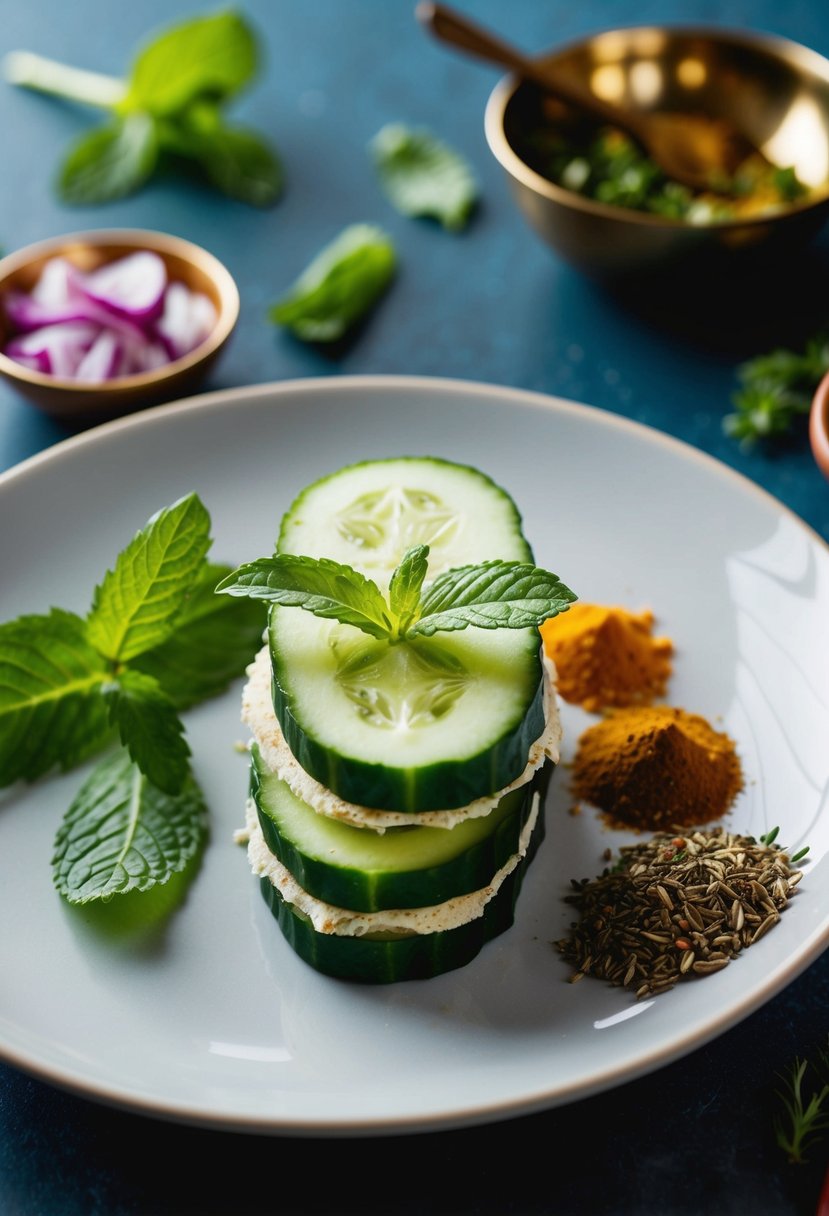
[416,1,759,195]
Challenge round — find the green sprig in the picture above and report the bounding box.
[3,10,282,206]
[216,543,577,640]
[774,1040,829,1164]
[723,334,829,447]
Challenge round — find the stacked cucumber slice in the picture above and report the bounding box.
[232,457,572,983]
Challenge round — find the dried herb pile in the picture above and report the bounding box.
[556,826,806,999]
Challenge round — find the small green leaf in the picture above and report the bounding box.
[58,112,158,205]
[407,560,577,637]
[122,9,258,117]
[131,561,265,709]
[0,609,111,787]
[102,669,190,794]
[86,493,212,664]
[269,224,396,342]
[216,554,394,640]
[170,105,283,206]
[388,545,429,636]
[370,123,479,230]
[52,749,208,904]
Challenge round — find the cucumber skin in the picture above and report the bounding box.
[269,648,547,814]
[257,786,547,984]
[251,753,551,912]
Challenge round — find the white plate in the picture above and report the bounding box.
[2,375,828,1137]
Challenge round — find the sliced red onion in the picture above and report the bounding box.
[6,320,99,378]
[81,251,167,324]
[155,281,218,359]
[2,251,218,383]
[74,329,124,382]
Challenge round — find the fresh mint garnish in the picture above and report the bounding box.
[370,123,479,230]
[3,10,282,206]
[216,544,576,640]
[268,224,396,342]
[52,750,208,905]
[0,493,264,904]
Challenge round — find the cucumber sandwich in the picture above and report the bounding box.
[217,457,576,983]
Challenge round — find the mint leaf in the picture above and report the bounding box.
[52,749,208,904]
[407,560,577,637]
[216,554,394,640]
[102,670,190,794]
[131,561,265,709]
[388,545,429,636]
[269,224,396,342]
[59,112,158,205]
[0,609,111,787]
[122,10,258,117]
[370,123,479,230]
[173,105,284,206]
[87,492,211,664]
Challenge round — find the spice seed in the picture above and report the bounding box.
[555,826,804,1000]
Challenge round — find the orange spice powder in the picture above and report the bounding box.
[540,602,673,713]
[569,705,744,832]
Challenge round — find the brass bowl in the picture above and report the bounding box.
[484,26,829,280]
[0,228,239,422]
[810,370,829,482]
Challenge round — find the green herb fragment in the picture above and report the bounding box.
[774,1040,829,1164]
[268,224,396,342]
[87,493,212,664]
[52,749,208,904]
[102,670,190,795]
[723,334,829,446]
[216,544,576,641]
[3,9,282,206]
[130,561,265,710]
[0,609,111,785]
[370,123,479,230]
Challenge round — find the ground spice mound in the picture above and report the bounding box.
[540,602,673,712]
[570,705,744,831]
[555,827,804,999]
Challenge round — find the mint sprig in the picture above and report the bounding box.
[216,544,576,640]
[3,10,282,206]
[0,492,264,904]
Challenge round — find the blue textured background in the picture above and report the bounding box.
[1,3,828,1214]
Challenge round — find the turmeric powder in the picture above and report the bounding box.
[540,603,673,712]
[570,705,744,831]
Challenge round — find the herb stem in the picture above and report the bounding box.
[3,50,125,109]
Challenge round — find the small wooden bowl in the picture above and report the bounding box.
[810,370,829,482]
[0,228,239,422]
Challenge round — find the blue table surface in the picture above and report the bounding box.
[2,2,828,1214]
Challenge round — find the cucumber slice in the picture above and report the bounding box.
[257,796,546,984]
[268,610,545,812]
[269,455,547,812]
[251,743,550,911]
[277,455,534,579]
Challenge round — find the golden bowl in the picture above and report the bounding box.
[0,228,239,422]
[810,370,829,482]
[484,26,829,280]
